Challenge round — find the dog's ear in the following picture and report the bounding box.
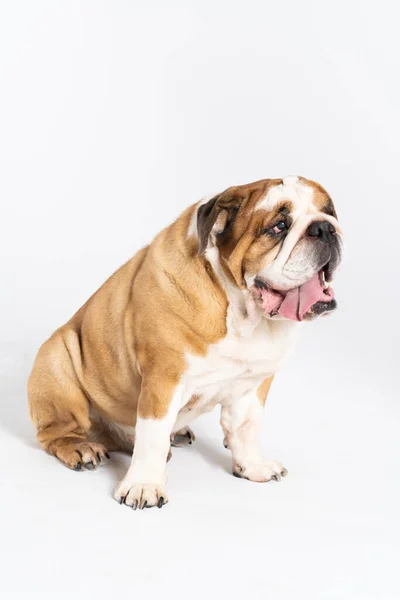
[197,189,243,255]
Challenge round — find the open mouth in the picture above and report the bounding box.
[254,265,336,322]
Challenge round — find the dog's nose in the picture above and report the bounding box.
[306,220,336,243]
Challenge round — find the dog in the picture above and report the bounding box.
[28,175,342,510]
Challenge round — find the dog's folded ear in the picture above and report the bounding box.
[197,188,243,255]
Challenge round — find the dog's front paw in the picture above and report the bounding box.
[114,479,168,510]
[233,460,288,482]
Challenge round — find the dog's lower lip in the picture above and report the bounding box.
[310,298,337,315]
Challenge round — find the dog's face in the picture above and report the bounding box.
[197,176,342,321]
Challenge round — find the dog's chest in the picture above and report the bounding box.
[184,317,299,401]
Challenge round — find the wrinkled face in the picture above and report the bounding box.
[197,176,342,321]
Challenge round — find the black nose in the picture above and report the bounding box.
[306,220,336,243]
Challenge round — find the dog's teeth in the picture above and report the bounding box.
[321,271,330,288]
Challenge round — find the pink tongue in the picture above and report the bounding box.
[260,273,334,321]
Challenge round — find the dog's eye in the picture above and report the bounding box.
[272,221,287,234]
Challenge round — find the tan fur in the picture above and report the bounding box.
[299,176,337,218]
[257,376,274,406]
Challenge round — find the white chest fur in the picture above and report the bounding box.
[186,315,299,398]
[173,307,300,430]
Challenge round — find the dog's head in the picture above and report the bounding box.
[197,176,342,321]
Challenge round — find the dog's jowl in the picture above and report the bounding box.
[28,176,342,509]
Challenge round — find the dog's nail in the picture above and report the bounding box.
[105,452,111,459]
[75,462,82,471]
[132,500,138,510]
[96,453,101,462]
[158,497,164,508]
[84,461,94,470]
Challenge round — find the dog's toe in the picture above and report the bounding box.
[233,460,287,483]
[115,480,168,510]
[54,441,110,471]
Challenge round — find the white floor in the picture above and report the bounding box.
[1,312,398,600]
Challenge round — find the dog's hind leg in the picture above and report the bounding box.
[28,328,112,471]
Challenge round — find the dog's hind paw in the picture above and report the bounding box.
[170,427,196,447]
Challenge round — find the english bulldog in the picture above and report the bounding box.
[28,175,342,510]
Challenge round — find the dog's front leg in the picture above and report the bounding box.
[114,380,184,509]
[221,380,287,482]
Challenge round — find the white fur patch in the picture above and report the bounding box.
[179,313,299,412]
[257,176,314,216]
[282,175,299,186]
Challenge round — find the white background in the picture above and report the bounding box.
[0,1,399,599]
